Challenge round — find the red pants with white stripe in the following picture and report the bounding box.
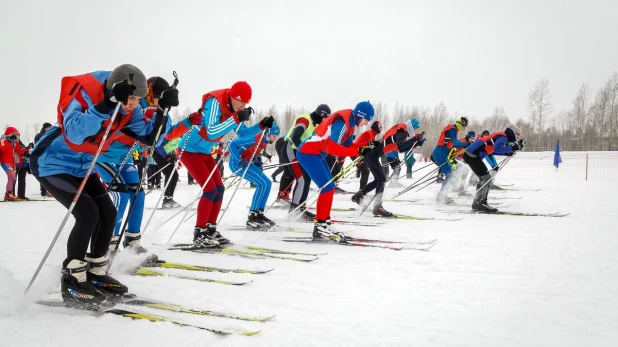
[180,152,224,227]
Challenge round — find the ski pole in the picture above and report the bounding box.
[160,122,246,245]
[413,174,440,192]
[112,72,179,254]
[217,129,267,224]
[389,160,448,200]
[144,161,172,185]
[25,73,133,293]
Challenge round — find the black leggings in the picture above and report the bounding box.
[358,161,370,190]
[153,152,178,197]
[463,153,489,177]
[37,174,117,260]
[361,149,387,195]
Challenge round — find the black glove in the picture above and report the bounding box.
[388,157,401,169]
[511,141,524,151]
[96,78,136,113]
[359,146,372,157]
[252,157,263,168]
[27,142,34,149]
[263,151,273,160]
[237,107,254,122]
[158,88,180,111]
[165,154,176,162]
[109,79,136,105]
[260,116,275,129]
[369,140,381,148]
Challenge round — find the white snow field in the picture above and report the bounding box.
[1,157,617,347]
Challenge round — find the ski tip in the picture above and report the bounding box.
[241,330,262,336]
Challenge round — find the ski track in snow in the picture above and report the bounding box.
[1,167,617,347]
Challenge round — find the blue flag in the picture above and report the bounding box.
[553,140,562,169]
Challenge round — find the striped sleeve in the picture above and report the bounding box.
[203,97,238,140]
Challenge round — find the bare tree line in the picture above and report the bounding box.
[13,71,618,155]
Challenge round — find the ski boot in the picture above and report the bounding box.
[471,199,498,213]
[271,173,278,182]
[85,252,129,297]
[108,236,120,252]
[61,259,106,304]
[351,191,364,205]
[205,223,230,245]
[373,205,394,217]
[162,196,180,209]
[4,192,19,201]
[123,232,159,263]
[276,191,291,205]
[193,226,220,247]
[312,219,346,243]
[436,193,454,205]
[289,203,315,221]
[257,210,276,226]
[246,211,264,229]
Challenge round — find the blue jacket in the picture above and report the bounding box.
[466,134,513,159]
[228,128,268,165]
[181,96,257,154]
[31,70,169,177]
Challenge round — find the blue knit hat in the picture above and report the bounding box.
[353,101,375,121]
[269,122,281,136]
[406,118,420,135]
[467,130,476,139]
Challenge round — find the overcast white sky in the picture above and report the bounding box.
[1,0,617,138]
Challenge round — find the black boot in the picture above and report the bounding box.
[85,253,128,297]
[205,223,230,245]
[193,226,219,247]
[478,199,498,213]
[246,211,263,229]
[373,205,394,217]
[123,232,159,263]
[61,259,106,304]
[257,210,276,226]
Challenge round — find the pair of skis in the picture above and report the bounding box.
[37,295,272,336]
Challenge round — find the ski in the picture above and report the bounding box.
[120,298,276,322]
[36,299,261,335]
[167,244,319,262]
[302,219,384,227]
[278,237,434,251]
[373,214,463,221]
[0,199,55,203]
[437,209,569,217]
[142,261,274,274]
[166,243,326,257]
[277,235,437,245]
[131,268,252,285]
[383,199,420,203]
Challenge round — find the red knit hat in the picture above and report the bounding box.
[229,81,252,103]
[4,126,19,136]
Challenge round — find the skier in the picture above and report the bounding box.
[15,139,33,200]
[296,101,374,242]
[447,130,477,195]
[30,64,178,304]
[1,127,29,201]
[281,104,331,220]
[95,75,190,262]
[432,117,469,204]
[351,118,424,217]
[141,77,184,208]
[228,122,280,229]
[463,124,524,212]
[353,121,383,191]
[179,81,269,247]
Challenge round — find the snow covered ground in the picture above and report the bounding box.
[1,163,617,347]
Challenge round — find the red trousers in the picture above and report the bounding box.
[180,152,224,227]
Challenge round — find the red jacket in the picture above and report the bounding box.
[354,129,379,147]
[0,128,28,166]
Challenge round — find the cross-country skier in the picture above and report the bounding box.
[1,127,28,201]
[280,105,331,220]
[228,122,280,229]
[463,124,524,212]
[30,64,178,304]
[432,117,469,204]
[296,101,374,242]
[179,81,271,247]
[351,118,424,216]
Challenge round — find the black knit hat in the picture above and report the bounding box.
[147,77,170,98]
[42,122,52,130]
